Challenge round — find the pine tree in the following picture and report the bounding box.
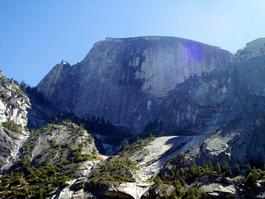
[236,164,241,175]
[122,139,129,150]
[216,162,222,175]
[224,161,232,176]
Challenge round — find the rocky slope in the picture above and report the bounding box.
[0,71,30,127]
[0,119,104,198]
[0,71,31,171]
[144,157,265,199]
[85,135,197,199]
[37,36,231,133]
[0,72,104,198]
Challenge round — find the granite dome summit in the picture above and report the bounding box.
[37,36,232,133]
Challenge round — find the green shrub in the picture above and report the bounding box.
[71,145,95,162]
[174,180,184,196]
[90,159,137,183]
[246,168,263,190]
[185,187,202,199]
[0,161,71,198]
[120,136,154,155]
[2,120,22,132]
[30,130,40,136]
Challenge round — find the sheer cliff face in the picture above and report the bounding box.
[37,36,231,132]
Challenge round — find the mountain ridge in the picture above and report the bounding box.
[2,36,265,198]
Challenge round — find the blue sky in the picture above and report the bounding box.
[1,0,265,86]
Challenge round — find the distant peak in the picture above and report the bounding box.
[246,38,265,49]
[236,37,265,60]
[0,69,4,78]
[60,60,70,66]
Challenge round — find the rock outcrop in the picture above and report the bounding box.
[23,121,99,167]
[236,38,265,61]
[0,127,29,172]
[0,71,30,127]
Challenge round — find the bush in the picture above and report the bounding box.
[185,187,202,199]
[90,158,137,183]
[2,120,22,132]
[72,145,96,162]
[246,168,263,190]
[174,180,184,196]
[0,161,71,198]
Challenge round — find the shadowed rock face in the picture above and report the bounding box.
[158,65,233,134]
[177,38,265,167]
[37,36,231,133]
